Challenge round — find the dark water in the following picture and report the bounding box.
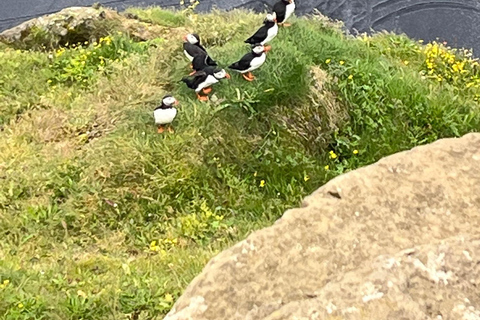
[1,0,479,53]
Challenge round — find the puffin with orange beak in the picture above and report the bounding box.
[228,44,271,81]
[182,33,217,67]
[273,0,295,27]
[245,13,278,46]
[154,95,179,133]
[181,66,230,101]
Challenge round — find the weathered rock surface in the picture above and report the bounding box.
[165,133,480,320]
[0,6,171,48]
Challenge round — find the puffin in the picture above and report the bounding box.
[189,52,216,75]
[181,66,230,101]
[154,95,179,133]
[273,0,296,27]
[245,13,278,46]
[228,44,271,81]
[183,33,217,67]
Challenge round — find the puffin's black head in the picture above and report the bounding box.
[252,44,271,55]
[161,95,178,108]
[212,68,231,80]
[264,13,277,24]
[282,0,293,3]
[192,33,200,42]
[183,33,200,44]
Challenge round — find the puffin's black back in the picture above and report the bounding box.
[181,71,209,89]
[229,51,260,71]
[192,53,218,71]
[273,0,288,23]
[245,20,275,45]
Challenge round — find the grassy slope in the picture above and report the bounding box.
[1,7,480,319]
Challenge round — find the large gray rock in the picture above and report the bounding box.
[165,133,480,320]
[0,6,174,48]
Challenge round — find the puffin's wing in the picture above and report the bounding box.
[192,53,209,71]
[184,43,205,58]
[245,25,268,44]
[191,70,209,87]
[205,55,218,66]
[229,52,254,71]
[181,70,208,89]
[273,1,286,22]
[193,43,217,65]
[196,43,208,53]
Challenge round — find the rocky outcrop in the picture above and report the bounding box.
[165,133,480,320]
[0,6,170,49]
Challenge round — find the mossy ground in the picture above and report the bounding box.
[1,7,479,320]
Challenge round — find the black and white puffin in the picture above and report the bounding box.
[183,33,217,67]
[245,13,278,46]
[273,0,296,27]
[228,44,271,81]
[181,66,230,101]
[189,52,215,75]
[154,95,179,133]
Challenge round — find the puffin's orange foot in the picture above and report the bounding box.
[190,64,193,69]
[202,87,212,94]
[167,126,175,133]
[282,23,292,27]
[242,73,255,81]
[196,93,209,101]
[157,126,165,134]
[189,71,196,76]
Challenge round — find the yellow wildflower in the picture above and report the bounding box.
[253,171,257,177]
[304,175,310,182]
[18,303,24,309]
[325,59,331,64]
[164,293,174,302]
[259,180,265,188]
[324,165,329,170]
[353,150,359,155]
[348,74,353,80]
[329,151,337,159]
[150,241,160,252]
[339,60,345,65]
[403,60,409,66]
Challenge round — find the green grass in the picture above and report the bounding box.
[1,7,480,319]
[125,7,186,27]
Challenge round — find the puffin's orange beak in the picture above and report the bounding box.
[225,73,231,79]
[289,0,293,3]
[274,18,277,22]
[183,35,188,41]
[264,45,272,53]
[174,99,179,106]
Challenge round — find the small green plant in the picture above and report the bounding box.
[48,35,149,87]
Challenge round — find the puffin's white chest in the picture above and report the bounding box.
[154,108,177,125]
[196,75,219,92]
[246,53,266,72]
[262,24,278,45]
[184,50,194,61]
[284,2,295,22]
